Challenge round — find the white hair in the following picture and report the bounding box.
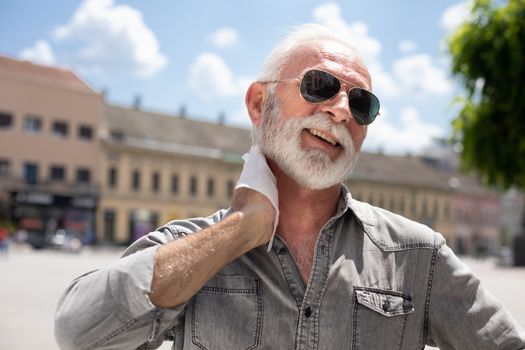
[258,23,362,81]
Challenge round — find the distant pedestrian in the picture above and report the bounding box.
[0,226,9,257]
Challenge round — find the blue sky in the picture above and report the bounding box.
[0,0,473,154]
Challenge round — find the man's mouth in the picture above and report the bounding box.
[306,128,340,147]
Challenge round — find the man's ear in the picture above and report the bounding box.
[245,82,267,127]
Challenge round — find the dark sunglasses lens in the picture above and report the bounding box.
[300,70,341,103]
[348,88,380,125]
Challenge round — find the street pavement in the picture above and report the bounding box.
[1,246,524,350]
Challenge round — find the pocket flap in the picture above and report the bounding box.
[355,287,414,317]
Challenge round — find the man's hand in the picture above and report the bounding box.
[231,187,276,247]
[235,145,280,250]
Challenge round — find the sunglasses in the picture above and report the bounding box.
[264,69,380,125]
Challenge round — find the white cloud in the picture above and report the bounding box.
[441,1,472,32]
[19,40,56,65]
[398,40,417,53]
[392,54,453,96]
[312,3,381,63]
[228,103,252,127]
[312,3,398,99]
[188,52,251,98]
[368,62,399,98]
[365,106,444,154]
[53,0,167,78]
[209,27,239,48]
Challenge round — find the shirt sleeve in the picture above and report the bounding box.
[54,227,186,350]
[426,235,525,349]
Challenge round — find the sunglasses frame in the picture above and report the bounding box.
[260,68,380,125]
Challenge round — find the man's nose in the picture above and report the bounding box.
[319,91,352,124]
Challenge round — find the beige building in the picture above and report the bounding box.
[0,55,102,246]
[97,104,251,244]
[347,153,454,241]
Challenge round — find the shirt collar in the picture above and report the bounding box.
[340,184,377,227]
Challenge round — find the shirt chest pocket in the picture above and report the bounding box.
[352,287,414,350]
[189,275,263,350]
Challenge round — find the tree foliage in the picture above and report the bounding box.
[448,0,525,189]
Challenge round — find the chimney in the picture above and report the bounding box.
[133,94,142,110]
[218,111,226,125]
[179,104,187,119]
[101,88,108,101]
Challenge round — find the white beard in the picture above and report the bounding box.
[253,91,359,190]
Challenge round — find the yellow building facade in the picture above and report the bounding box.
[96,104,249,244]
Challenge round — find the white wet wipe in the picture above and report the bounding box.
[235,145,279,252]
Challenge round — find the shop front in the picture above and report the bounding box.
[128,209,158,243]
[10,191,98,248]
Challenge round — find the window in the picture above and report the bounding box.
[227,179,234,199]
[399,197,406,215]
[422,198,428,218]
[389,196,395,211]
[190,176,198,197]
[110,130,124,142]
[76,168,91,184]
[24,115,42,133]
[444,201,451,221]
[379,193,385,208]
[78,125,93,141]
[171,174,179,194]
[108,167,118,188]
[0,112,13,129]
[23,162,39,185]
[152,172,160,193]
[433,199,440,220]
[0,159,10,177]
[207,178,215,198]
[50,165,65,181]
[132,170,141,191]
[52,121,68,138]
[103,209,116,242]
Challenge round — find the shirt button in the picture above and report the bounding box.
[403,300,412,312]
[382,300,390,312]
[304,306,312,318]
[277,247,287,255]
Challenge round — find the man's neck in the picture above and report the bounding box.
[268,159,341,237]
[268,159,341,284]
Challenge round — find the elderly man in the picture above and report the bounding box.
[55,24,525,349]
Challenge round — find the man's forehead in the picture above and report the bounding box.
[280,41,371,87]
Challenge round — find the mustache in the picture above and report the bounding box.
[292,113,353,149]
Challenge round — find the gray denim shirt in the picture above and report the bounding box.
[55,187,525,350]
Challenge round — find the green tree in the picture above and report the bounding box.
[448,0,525,189]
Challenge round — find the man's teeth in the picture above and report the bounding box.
[308,129,338,146]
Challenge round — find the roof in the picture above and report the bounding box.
[103,104,252,160]
[0,54,97,95]
[351,152,451,190]
[351,152,501,197]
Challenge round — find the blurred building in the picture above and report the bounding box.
[348,153,453,241]
[97,104,250,244]
[0,55,102,247]
[420,140,508,255]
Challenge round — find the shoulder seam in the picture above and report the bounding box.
[423,232,441,345]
